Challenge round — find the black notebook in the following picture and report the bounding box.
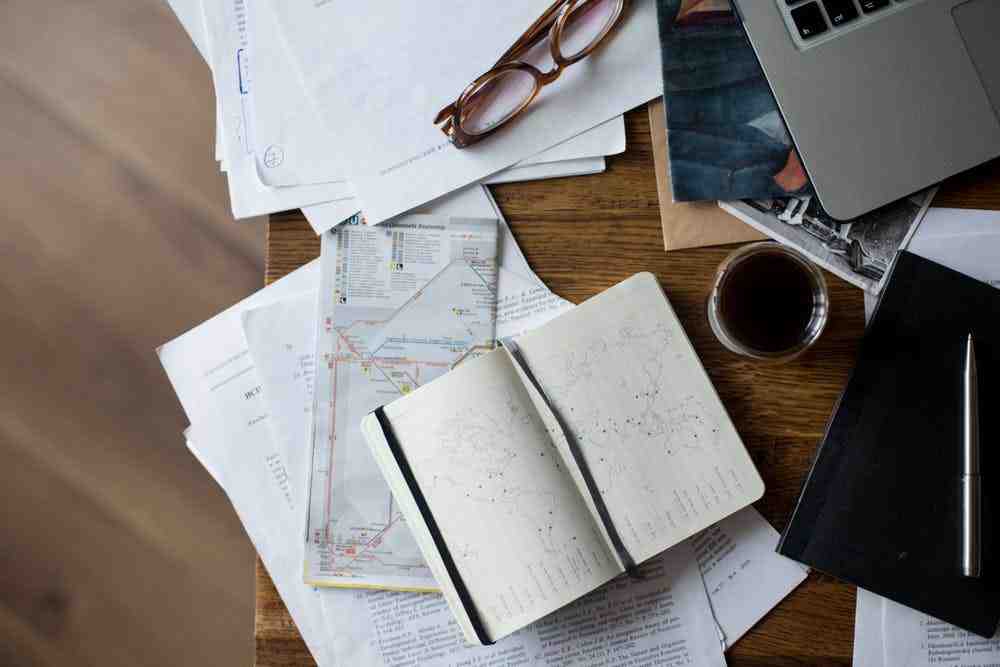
[778,251,1000,637]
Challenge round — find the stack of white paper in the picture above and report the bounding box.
[164,0,645,235]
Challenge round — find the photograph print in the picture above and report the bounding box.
[721,190,936,294]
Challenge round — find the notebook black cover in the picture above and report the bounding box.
[778,251,1000,637]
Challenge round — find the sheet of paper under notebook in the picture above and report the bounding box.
[692,508,807,647]
[196,421,731,667]
[362,272,765,643]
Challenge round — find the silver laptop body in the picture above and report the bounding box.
[733,0,1000,220]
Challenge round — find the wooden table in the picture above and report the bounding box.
[257,105,1000,666]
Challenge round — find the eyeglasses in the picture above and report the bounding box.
[434,0,628,149]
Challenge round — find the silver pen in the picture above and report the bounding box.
[961,332,982,578]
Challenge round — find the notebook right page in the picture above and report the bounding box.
[515,272,764,564]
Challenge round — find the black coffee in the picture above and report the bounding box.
[718,252,817,353]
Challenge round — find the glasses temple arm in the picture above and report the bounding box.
[494,0,568,66]
[435,0,569,125]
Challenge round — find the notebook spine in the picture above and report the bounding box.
[501,337,638,576]
[372,407,493,646]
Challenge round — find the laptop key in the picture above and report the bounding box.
[791,2,828,39]
[860,0,890,12]
[822,0,859,26]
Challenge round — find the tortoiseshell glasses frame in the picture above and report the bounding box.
[434,0,628,149]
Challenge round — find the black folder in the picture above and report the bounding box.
[778,251,1000,637]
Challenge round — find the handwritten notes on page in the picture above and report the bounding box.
[514,274,765,565]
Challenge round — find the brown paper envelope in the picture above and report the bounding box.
[648,98,765,252]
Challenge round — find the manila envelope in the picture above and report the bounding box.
[648,98,765,252]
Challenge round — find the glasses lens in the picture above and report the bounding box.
[459,68,538,136]
[559,0,620,60]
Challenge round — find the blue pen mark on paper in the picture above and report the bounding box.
[237,48,250,95]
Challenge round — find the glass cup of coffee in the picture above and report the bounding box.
[708,242,829,362]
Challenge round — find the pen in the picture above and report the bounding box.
[961,332,982,578]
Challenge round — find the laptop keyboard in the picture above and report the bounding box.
[781,0,920,47]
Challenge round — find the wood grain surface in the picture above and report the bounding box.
[0,2,263,665]
[258,106,1000,666]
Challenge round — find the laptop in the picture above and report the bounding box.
[732,0,1000,220]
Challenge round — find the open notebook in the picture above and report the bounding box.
[361,272,764,644]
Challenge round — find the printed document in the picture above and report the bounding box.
[853,588,885,667]
[202,0,356,217]
[187,426,335,667]
[691,507,808,647]
[247,0,624,189]
[242,292,317,513]
[305,217,500,590]
[907,208,1000,288]
[868,207,1000,322]
[883,596,1000,666]
[331,542,726,667]
[158,261,318,518]
[497,268,575,340]
[853,588,1000,667]
[267,0,662,223]
[167,0,625,230]
[157,263,335,665]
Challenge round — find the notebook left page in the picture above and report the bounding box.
[371,348,623,643]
